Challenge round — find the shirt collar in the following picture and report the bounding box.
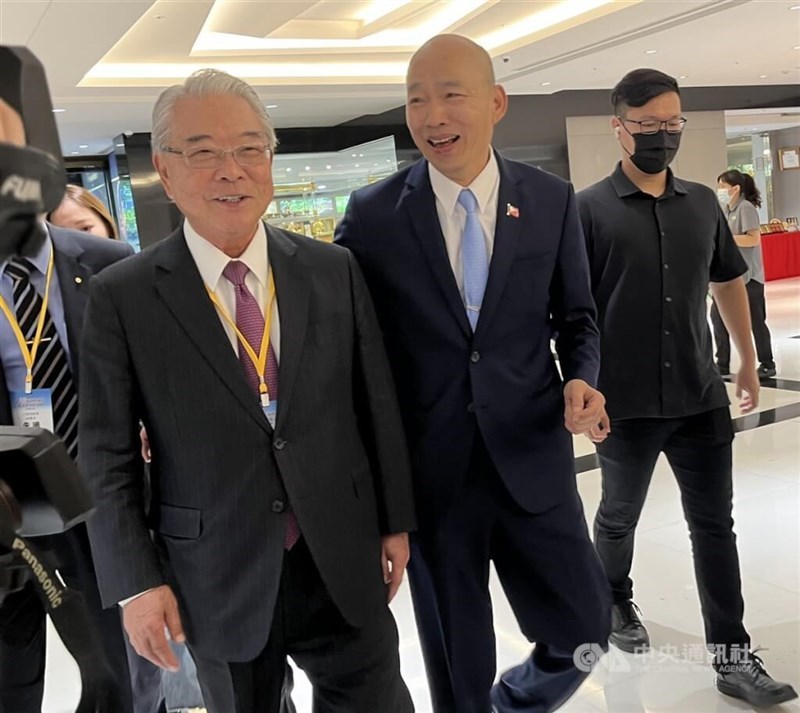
[0,224,52,279]
[183,219,268,291]
[428,149,499,215]
[609,161,688,198]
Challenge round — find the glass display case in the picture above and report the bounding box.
[266,136,397,242]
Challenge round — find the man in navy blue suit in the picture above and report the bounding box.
[336,34,611,713]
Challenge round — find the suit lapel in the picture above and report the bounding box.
[401,162,472,337]
[266,227,308,428]
[474,153,525,340]
[154,231,272,436]
[51,231,94,388]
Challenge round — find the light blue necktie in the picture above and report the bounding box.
[458,188,489,330]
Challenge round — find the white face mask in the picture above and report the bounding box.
[717,188,731,205]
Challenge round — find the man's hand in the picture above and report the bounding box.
[380,533,410,604]
[735,364,760,414]
[140,426,151,463]
[586,406,611,443]
[564,379,609,437]
[123,585,184,671]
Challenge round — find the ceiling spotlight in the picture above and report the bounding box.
[52,108,66,113]
[266,104,278,109]
[326,165,332,169]
[645,49,657,55]
[79,144,88,149]
[286,167,292,172]
[116,143,125,147]
[71,151,79,155]
[317,185,327,190]
[679,75,689,79]
[791,4,800,9]
[355,163,360,168]
[304,165,311,171]
[759,74,768,78]
[541,81,552,86]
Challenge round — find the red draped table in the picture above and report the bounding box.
[762,231,800,281]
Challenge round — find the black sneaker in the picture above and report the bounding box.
[609,601,650,653]
[758,364,777,380]
[716,652,798,707]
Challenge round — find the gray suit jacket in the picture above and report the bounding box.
[78,224,416,661]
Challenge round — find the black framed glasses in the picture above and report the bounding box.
[163,144,272,169]
[618,117,688,135]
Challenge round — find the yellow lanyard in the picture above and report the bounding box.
[206,270,276,407]
[0,249,56,394]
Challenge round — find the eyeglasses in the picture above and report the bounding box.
[163,144,272,169]
[618,117,688,135]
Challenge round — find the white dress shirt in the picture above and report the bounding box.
[428,150,500,296]
[183,219,280,362]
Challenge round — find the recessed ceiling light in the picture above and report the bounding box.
[116,143,124,147]
[325,165,332,169]
[317,185,327,190]
[359,154,364,157]
[79,144,88,149]
[791,4,800,9]
[286,167,292,172]
[52,108,66,113]
[71,151,79,155]
[304,165,311,171]
[266,104,278,109]
[679,75,689,79]
[759,74,768,78]
[645,49,657,55]
[541,81,552,86]
[794,45,800,50]
[355,163,360,168]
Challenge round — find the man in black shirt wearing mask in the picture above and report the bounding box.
[577,69,797,707]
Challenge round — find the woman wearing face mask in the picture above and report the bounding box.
[710,170,776,380]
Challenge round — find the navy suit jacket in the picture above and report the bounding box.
[336,153,600,527]
[0,225,134,423]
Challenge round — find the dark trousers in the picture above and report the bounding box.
[191,538,412,713]
[409,436,611,713]
[711,279,774,368]
[594,408,750,651]
[0,525,134,713]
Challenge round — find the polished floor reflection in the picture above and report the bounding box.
[44,279,800,712]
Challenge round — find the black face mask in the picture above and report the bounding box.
[627,130,681,175]
[0,142,65,261]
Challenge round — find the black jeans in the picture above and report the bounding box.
[711,279,774,368]
[593,408,750,651]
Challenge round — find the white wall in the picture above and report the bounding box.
[566,111,728,191]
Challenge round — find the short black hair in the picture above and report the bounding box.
[612,68,680,116]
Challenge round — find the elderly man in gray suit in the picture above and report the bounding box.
[78,69,416,713]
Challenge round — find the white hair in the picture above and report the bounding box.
[151,68,277,154]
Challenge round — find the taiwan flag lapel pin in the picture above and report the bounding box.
[506,203,520,218]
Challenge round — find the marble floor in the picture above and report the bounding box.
[43,278,800,713]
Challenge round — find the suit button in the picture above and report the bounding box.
[273,438,286,450]
[470,351,481,363]
[467,402,475,413]
[272,500,285,513]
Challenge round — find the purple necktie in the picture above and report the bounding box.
[222,260,300,550]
